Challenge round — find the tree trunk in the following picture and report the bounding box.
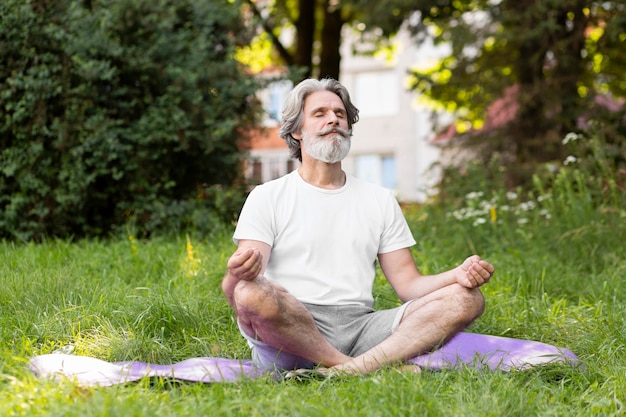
[553,2,588,136]
[318,1,343,80]
[504,0,554,165]
[294,0,316,79]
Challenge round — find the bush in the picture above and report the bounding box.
[415,130,626,276]
[0,0,261,240]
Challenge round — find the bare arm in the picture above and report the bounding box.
[378,248,494,302]
[221,239,271,308]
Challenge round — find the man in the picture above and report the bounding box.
[222,78,494,376]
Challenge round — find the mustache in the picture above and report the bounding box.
[316,126,352,139]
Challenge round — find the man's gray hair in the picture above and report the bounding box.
[279,78,359,162]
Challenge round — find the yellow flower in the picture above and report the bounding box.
[128,234,138,256]
[182,234,201,277]
[186,234,195,261]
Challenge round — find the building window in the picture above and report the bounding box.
[269,158,282,180]
[251,159,263,184]
[267,80,293,122]
[355,154,397,191]
[381,155,397,190]
[354,71,399,117]
[247,155,298,185]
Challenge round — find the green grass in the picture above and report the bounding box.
[1,162,625,415]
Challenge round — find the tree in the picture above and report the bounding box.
[241,0,387,81]
[382,0,626,185]
[0,0,262,240]
[247,0,624,185]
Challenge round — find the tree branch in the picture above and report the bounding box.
[244,0,294,66]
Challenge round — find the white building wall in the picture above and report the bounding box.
[339,29,446,202]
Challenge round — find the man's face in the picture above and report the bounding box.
[294,91,352,163]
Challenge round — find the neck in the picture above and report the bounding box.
[298,159,345,189]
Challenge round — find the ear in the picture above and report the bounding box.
[292,131,302,140]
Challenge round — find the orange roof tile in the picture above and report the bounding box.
[248,126,288,150]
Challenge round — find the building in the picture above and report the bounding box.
[244,77,294,185]
[246,29,448,203]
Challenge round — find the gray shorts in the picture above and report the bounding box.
[238,301,412,372]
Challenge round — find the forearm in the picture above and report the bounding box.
[380,248,461,301]
[394,256,494,301]
[398,269,459,301]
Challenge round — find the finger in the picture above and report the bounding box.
[460,267,478,287]
[463,255,480,270]
[228,248,252,267]
[478,260,495,274]
[465,276,480,288]
[242,260,261,278]
[228,251,256,277]
[466,261,493,282]
[472,264,493,285]
[237,248,260,267]
[245,249,261,267]
[467,255,481,263]
[467,269,484,286]
[240,251,262,278]
[473,266,492,280]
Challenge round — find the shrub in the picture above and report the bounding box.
[0,0,261,240]
[415,130,626,273]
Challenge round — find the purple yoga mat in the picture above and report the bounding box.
[29,332,579,387]
[408,332,578,370]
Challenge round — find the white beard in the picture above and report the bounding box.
[301,128,351,163]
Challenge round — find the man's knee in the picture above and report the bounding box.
[232,278,281,321]
[450,284,485,323]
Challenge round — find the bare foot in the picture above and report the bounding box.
[395,363,422,374]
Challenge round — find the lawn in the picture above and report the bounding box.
[1,162,624,416]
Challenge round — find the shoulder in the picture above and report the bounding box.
[249,171,298,196]
[346,174,396,200]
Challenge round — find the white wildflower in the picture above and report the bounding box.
[451,209,466,221]
[537,193,551,202]
[564,155,578,165]
[466,191,484,200]
[480,200,493,211]
[539,209,551,219]
[473,218,487,226]
[562,132,580,145]
[520,201,536,211]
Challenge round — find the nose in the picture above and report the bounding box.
[327,111,339,126]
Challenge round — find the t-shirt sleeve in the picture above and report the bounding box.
[233,186,275,247]
[378,193,416,254]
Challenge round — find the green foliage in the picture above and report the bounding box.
[412,130,626,301]
[375,0,626,185]
[0,0,261,240]
[402,0,625,121]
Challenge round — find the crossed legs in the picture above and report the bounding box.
[333,283,485,374]
[234,276,351,367]
[233,276,484,374]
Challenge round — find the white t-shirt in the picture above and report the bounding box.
[233,170,416,307]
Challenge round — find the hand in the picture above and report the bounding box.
[455,255,494,288]
[227,248,263,282]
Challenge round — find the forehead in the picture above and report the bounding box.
[303,90,346,112]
